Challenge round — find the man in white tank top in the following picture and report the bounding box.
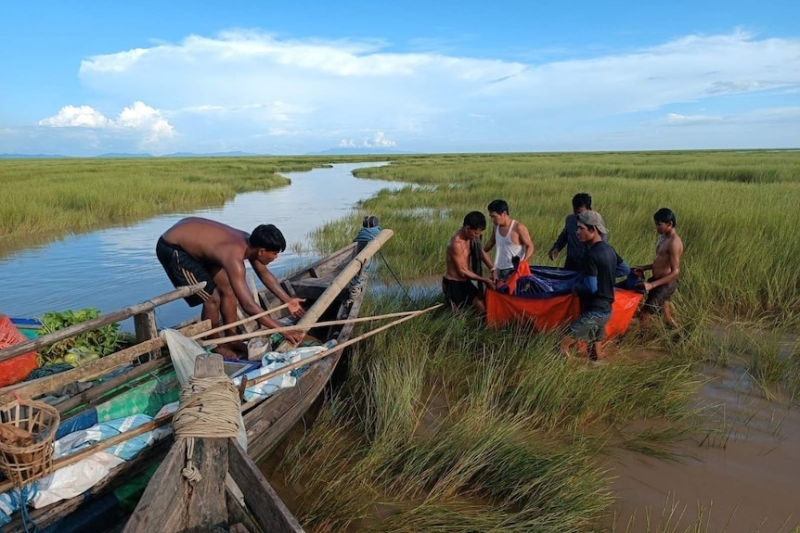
[483,199,535,281]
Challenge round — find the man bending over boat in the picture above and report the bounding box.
[483,199,534,282]
[443,211,496,314]
[561,211,627,362]
[156,217,305,358]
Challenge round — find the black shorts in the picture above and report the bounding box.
[643,278,678,313]
[442,277,479,309]
[156,237,216,307]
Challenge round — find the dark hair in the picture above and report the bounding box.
[572,193,592,210]
[250,224,286,252]
[362,215,379,228]
[653,208,677,228]
[463,211,487,230]
[487,199,509,215]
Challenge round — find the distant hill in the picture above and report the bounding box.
[0,153,70,159]
[307,147,416,156]
[97,152,154,158]
[162,151,265,158]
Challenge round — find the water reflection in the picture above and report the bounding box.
[0,163,399,328]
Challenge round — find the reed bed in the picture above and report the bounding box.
[0,156,370,257]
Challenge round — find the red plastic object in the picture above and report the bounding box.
[0,316,39,387]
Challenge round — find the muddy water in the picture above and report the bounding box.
[607,365,800,532]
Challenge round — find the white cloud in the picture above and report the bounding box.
[339,131,396,148]
[11,29,800,154]
[38,105,111,128]
[38,101,174,146]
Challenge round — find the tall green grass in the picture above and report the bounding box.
[0,156,377,257]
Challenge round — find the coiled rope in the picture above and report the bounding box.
[172,375,240,484]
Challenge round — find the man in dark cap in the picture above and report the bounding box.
[561,211,628,362]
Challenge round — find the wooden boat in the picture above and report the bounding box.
[0,228,393,532]
[123,353,304,533]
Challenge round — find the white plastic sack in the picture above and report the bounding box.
[160,329,248,451]
[33,452,124,508]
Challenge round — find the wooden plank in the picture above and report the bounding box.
[133,310,158,360]
[123,354,229,533]
[0,283,206,362]
[226,486,262,533]
[228,439,305,533]
[0,320,209,404]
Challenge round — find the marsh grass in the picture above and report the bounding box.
[0,156,371,257]
[266,294,708,531]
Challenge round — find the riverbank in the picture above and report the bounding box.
[0,155,398,258]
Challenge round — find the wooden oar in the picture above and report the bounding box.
[202,308,426,347]
[190,303,291,340]
[239,303,442,412]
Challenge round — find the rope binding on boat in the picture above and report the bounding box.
[172,375,240,484]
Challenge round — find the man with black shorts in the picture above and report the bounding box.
[633,208,683,330]
[156,217,305,358]
[442,211,496,314]
[561,211,626,362]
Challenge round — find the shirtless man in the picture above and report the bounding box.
[632,208,683,329]
[443,211,496,314]
[483,199,534,282]
[156,217,305,358]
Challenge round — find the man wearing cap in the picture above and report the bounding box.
[561,211,628,362]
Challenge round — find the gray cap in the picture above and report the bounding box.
[577,211,608,235]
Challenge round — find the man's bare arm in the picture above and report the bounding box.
[451,241,492,284]
[483,229,496,253]
[250,260,305,317]
[517,223,535,262]
[644,239,683,290]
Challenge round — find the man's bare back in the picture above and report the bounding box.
[161,217,249,271]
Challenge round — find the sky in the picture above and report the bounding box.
[1,0,798,156]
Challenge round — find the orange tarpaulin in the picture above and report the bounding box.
[0,316,39,387]
[486,288,643,339]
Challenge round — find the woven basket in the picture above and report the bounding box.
[0,398,60,487]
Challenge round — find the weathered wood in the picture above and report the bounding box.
[123,354,229,533]
[56,356,171,414]
[228,439,304,533]
[0,320,210,404]
[0,283,206,362]
[226,488,262,533]
[269,229,392,354]
[191,303,290,340]
[134,310,159,359]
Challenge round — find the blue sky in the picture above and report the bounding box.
[1,0,798,155]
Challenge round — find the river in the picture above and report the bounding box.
[0,162,400,329]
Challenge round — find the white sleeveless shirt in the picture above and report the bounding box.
[494,220,525,270]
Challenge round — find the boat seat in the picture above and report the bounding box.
[282,278,336,300]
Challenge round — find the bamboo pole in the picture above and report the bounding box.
[240,303,441,411]
[202,308,424,346]
[190,303,291,340]
[0,416,173,495]
[0,283,207,363]
[255,229,393,357]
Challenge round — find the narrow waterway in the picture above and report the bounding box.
[0,162,400,328]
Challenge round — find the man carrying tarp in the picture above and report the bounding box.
[548,193,606,271]
[483,199,535,282]
[156,217,305,358]
[561,211,628,362]
[443,211,496,314]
